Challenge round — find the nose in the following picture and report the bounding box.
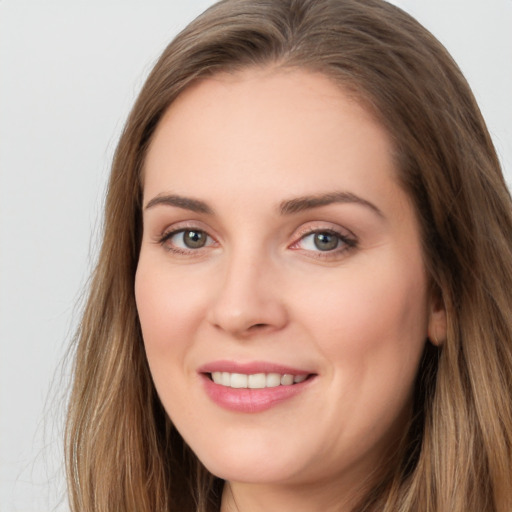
[207,250,288,338]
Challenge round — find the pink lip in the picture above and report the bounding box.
[198,360,310,376]
[198,360,316,413]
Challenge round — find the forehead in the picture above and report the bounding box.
[143,68,402,213]
[151,68,385,151]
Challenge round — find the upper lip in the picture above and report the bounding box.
[198,360,313,376]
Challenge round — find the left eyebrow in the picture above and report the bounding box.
[279,191,384,218]
[144,194,214,214]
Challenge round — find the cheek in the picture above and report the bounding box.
[134,260,214,426]
[308,253,426,339]
[134,261,206,361]
[295,260,429,451]
[292,255,429,393]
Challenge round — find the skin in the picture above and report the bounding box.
[135,68,446,512]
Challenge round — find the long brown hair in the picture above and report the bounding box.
[65,1,512,510]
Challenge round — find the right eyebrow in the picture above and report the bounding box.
[144,194,213,215]
[279,191,384,218]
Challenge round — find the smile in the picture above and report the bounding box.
[209,372,309,389]
[199,362,316,413]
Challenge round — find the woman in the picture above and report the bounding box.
[65,0,512,510]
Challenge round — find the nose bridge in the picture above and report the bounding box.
[208,240,287,335]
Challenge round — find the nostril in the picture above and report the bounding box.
[249,323,269,331]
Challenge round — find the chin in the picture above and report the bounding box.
[204,461,300,485]
[192,440,306,484]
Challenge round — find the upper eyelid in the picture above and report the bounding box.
[158,220,218,238]
[291,222,356,240]
[160,226,216,244]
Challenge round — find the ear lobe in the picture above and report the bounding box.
[428,297,447,346]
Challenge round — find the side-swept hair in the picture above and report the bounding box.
[66,1,512,510]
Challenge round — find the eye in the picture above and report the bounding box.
[301,231,341,251]
[291,227,357,257]
[160,228,216,253]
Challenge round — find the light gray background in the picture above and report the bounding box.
[1,1,511,510]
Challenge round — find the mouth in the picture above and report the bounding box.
[198,361,317,412]
[206,371,311,389]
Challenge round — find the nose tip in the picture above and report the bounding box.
[211,311,281,338]
[207,260,288,338]
[209,293,288,337]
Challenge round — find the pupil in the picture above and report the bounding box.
[314,232,338,251]
[184,230,206,248]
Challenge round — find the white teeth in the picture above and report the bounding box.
[230,373,248,388]
[248,373,266,389]
[210,371,309,388]
[280,374,294,385]
[266,373,281,387]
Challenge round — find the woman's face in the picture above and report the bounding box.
[135,69,441,492]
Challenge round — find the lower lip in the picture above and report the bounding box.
[201,374,314,413]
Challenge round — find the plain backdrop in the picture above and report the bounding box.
[1,1,511,510]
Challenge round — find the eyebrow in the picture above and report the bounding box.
[279,191,384,217]
[144,190,383,218]
[145,194,213,214]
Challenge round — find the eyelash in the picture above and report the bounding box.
[290,228,357,259]
[158,227,217,255]
[157,225,358,259]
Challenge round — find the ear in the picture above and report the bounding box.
[427,294,447,346]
